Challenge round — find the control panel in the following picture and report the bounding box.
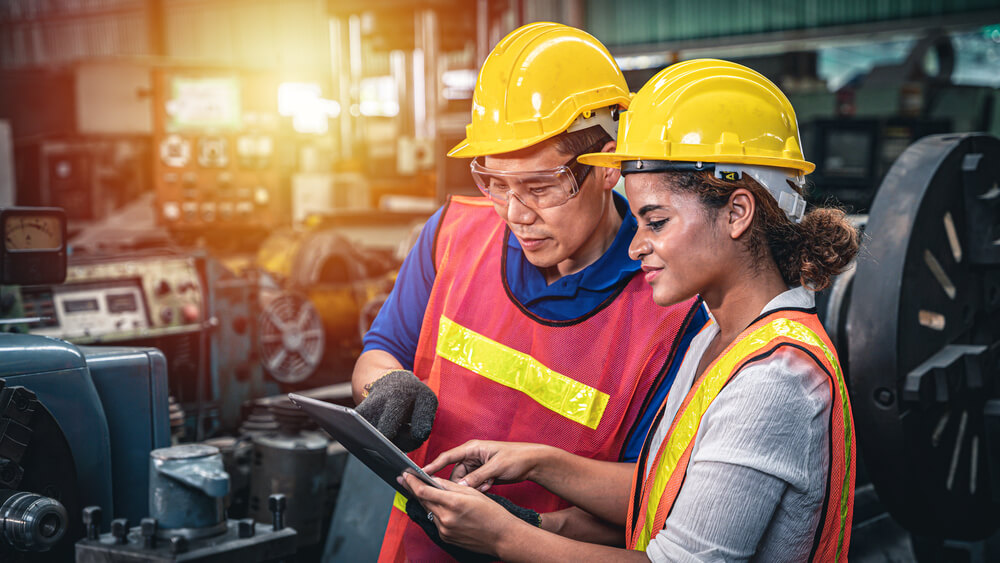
[152,69,288,235]
[23,254,205,343]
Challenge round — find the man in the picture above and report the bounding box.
[352,22,705,562]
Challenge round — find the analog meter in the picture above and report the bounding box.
[1,207,67,285]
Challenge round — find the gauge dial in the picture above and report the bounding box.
[4,214,63,250]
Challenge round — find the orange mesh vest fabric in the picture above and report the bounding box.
[378,196,697,562]
[625,308,855,561]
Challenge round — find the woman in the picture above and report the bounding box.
[401,59,859,562]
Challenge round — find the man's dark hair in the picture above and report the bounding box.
[551,125,612,156]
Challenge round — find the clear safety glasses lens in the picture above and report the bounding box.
[470,159,581,209]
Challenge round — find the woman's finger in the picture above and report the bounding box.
[404,473,459,508]
[422,446,476,475]
[449,462,471,482]
[458,457,504,489]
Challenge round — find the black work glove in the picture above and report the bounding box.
[404,493,540,562]
[355,370,438,452]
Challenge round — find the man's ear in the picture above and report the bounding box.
[726,188,756,240]
[600,166,621,191]
[598,140,620,191]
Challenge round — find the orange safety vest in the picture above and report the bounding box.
[379,196,699,562]
[626,308,855,561]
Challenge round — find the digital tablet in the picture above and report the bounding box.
[287,393,444,500]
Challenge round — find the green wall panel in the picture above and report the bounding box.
[588,0,1000,46]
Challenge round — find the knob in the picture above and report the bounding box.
[181,304,200,324]
[82,506,101,540]
[141,517,157,548]
[0,459,23,487]
[156,280,171,296]
[110,518,129,544]
[170,535,188,554]
[268,494,286,531]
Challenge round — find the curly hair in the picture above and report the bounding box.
[664,171,860,291]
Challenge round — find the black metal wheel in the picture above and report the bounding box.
[847,133,1000,539]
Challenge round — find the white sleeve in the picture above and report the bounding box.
[645,348,832,563]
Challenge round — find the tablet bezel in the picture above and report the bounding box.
[287,393,443,500]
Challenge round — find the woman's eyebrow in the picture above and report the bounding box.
[637,204,665,218]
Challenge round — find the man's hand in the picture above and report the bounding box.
[355,370,437,452]
[422,440,553,492]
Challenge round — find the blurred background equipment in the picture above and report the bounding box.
[844,133,1000,552]
[75,445,298,562]
[151,69,291,248]
[0,208,172,561]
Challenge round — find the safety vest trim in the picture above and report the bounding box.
[627,315,716,522]
[392,491,408,513]
[436,315,610,429]
[629,315,853,560]
[430,196,456,275]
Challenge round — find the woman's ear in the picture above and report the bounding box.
[726,188,755,240]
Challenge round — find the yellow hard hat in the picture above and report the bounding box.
[578,59,814,175]
[447,22,630,158]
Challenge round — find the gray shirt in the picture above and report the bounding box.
[644,287,832,562]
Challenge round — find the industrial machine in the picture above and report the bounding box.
[10,246,272,438]
[807,117,951,211]
[0,206,346,561]
[794,32,998,214]
[151,68,290,247]
[0,207,173,561]
[254,212,427,383]
[74,445,298,562]
[816,133,1000,560]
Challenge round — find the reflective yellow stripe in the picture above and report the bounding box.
[636,318,852,553]
[436,315,609,429]
[392,491,407,513]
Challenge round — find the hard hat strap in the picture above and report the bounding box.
[716,164,806,224]
[621,160,807,223]
[566,106,620,141]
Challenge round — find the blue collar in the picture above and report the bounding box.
[505,191,640,303]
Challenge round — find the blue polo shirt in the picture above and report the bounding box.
[362,192,705,461]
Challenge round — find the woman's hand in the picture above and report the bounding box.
[422,440,553,492]
[401,472,527,557]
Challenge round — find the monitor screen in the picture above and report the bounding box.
[823,130,873,179]
[166,76,242,131]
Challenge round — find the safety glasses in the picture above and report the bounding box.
[470,139,606,209]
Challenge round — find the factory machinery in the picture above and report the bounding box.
[0,60,420,560]
[825,132,1000,561]
[0,132,997,561]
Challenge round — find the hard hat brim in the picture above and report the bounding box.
[447,136,550,158]
[448,96,630,159]
[577,152,816,175]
